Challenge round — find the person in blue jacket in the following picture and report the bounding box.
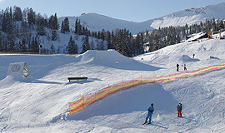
[143,103,154,124]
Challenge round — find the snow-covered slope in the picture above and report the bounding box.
[59,2,225,34]
[0,38,225,132]
[37,31,107,54]
[150,2,225,29]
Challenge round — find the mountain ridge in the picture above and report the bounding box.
[59,2,225,34]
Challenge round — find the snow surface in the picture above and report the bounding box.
[1,38,225,132]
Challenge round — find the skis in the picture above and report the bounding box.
[142,122,147,125]
[142,122,152,125]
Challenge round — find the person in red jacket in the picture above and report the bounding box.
[177,64,179,71]
[177,102,182,117]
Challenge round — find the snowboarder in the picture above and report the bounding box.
[143,103,154,124]
[177,64,179,71]
[177,102,182,117]
[184,64,187,71]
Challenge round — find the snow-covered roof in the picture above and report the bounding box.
[186,32,207,42]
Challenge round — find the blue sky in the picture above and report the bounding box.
[0,0,225,22]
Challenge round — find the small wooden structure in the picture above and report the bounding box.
[208,30,224,39]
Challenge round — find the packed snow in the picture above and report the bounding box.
[0,38,225,132]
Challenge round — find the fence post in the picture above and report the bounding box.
[82,96,84,109]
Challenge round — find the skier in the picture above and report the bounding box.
[177,102,182,117]
[184,64,187,71]
[177,64,179,71]
[143,103,154,124]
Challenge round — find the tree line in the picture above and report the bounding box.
[75,17,225,57]
[143,18,225,52]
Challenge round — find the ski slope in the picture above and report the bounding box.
[0,38,225,132]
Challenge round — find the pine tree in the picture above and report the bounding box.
[75,18,81,35]
[50,44,55,53]
[2,7,15,35]
[21,38,27,52]
[63,17,70,33]
[57,46,61,53]
[75,18,78,34]
[61,21,65,33]
[106,31,113,49]
[51,30,58,41]
[49,13,59,30]
[8,39,15,52]
[89,37,95,50]
[13,6,22,21]
[0,32,2,51]
[82,34,90,53]
[27,8,36,25]
[36,13,45,36]
[67,36,78,54]
[111,30,116,49]
[30,37,39,52]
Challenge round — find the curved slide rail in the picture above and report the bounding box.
[69,64,225,115]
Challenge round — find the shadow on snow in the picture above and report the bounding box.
[67,83,177,120]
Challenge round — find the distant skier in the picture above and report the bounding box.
[177,102,182,117]
[184,64,187,71]
[177,64,179,71]
[143,103,154,124]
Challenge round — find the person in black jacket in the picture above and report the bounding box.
[184,64,187,71]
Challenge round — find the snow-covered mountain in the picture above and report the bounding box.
[58,13,155,35]
[150,2,225,29]
[59,2,225,34]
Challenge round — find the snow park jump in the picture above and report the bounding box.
[69,64,225,115]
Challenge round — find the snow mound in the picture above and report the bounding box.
[80,49,160,71]
[0,75,34,89]
[180,55,200,62]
